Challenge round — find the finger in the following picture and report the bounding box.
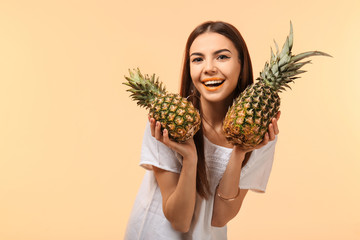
[162,129,173,150]
[150,118,155,137]
[276,111,281,121]
[268,123,276,141]
[154,121,163,141]
[257,132,269,149]
[264,132,269,143]
[272,118,279,135]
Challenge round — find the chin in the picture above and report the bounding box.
[200,93,234,104]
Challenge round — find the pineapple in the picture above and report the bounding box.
[124,68,201,143]
[223,22,331,148]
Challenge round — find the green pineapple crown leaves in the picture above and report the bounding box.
[123,68,167,109]
[259,21,332,92]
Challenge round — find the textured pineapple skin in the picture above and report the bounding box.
[149,93,201,143]
[223,82,280,148]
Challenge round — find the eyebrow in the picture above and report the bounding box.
[190,48,231,57]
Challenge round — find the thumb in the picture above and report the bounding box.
[162,129,175,150]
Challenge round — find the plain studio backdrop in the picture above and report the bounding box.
[0,0,359,239]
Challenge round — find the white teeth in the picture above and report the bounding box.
[204,80,224,86]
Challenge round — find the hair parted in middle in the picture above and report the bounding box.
[179,21,254,198]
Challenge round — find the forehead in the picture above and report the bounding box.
[189,32,237,54]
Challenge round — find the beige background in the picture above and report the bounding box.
[1,0,359,239]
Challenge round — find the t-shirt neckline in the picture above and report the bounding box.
[203,135,233,152]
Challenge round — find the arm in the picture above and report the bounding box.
[211,113,280,227]
[150,119,197,233]
[211,147,248,227]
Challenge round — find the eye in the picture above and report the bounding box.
[217,55,230,60]
[191,57,203,63]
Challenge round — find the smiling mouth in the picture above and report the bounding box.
[201,78,225,91]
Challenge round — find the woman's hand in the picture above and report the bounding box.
[149,117,197,161]
[149,117,198,233]
[233,111,281,154]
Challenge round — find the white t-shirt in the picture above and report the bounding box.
[125,122,277,240]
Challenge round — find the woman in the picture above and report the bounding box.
[125,21,280,240]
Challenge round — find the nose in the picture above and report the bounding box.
[204,60,217,75]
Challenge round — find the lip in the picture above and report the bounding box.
[201,77,225,83]
[201,77,225,92]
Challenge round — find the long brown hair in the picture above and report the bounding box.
[180,21,254,198]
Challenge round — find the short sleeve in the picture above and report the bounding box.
[239,136,277,193]
[139,122,182,173]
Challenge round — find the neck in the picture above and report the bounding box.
[201,101,226,126]
[200,94,234,123]
[199,95,235,148]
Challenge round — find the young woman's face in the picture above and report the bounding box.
[189,32,241,104]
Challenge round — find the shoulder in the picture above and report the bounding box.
[254,135,278,155]
[241,136,278,177]
[140,122,182,173]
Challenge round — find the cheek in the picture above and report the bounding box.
[229,62,241,80]
[189,67,199,89]
[190,65,201,81]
